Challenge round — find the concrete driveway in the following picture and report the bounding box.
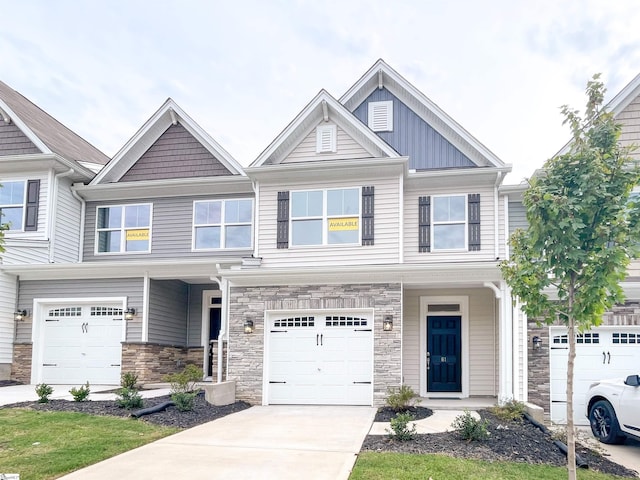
[577,427,640,476]
[58,406,376,480]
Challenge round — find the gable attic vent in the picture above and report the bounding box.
[368,100,393,132]
[316,124,337,153]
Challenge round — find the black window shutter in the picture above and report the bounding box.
[361,186,374,246]
[468,193,481,251]
[418,196,431,252]
[24,179,40,231]
[277,191,289,249]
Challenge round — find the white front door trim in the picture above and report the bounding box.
[419,296,469,398]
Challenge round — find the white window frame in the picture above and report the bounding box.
[290,187,361,247]
[0,179,26,231]
[192,198,253,251]
[431,194,468,251]
[316,124,337,153]
[368,100,393,132]
[95,203,153,255]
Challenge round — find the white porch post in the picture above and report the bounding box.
[499,281,514,402]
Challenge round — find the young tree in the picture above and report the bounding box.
[500,75,640,480]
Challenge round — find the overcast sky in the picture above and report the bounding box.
[2,1,639,184]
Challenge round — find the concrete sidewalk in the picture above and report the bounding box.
[0,384,171,405]
[58,405,376,480]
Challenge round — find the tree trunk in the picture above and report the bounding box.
[567,300,577,480]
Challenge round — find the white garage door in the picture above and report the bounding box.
[550,326,640,425]
[41,304,124,384]
[267,313,373,405]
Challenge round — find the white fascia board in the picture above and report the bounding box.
[220,261,502,287]
[406,166,512,189]
[607,72,640,117]
[0,153,94,180]
[92,99,244,185]
[2,257,243,281]
[0,98,52,154]
[73,175,253,201]
[246,156,407,183]
[340,60,506,169]
[251,90,398,168]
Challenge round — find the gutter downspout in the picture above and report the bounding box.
[213,265,228,384]
[494,172,503,260]
[49,168,75,263]
[71,187,86,262]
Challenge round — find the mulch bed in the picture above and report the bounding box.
[363,409,638,478]
[374,406,433,422]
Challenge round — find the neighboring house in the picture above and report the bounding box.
[502,73,640,424]
[5,99,253,385]
[0,81,109,380]
[223,60,519,407]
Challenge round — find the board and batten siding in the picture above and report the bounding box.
[403,184,499,263]
[258,176,401,267]
[352,87,475,170]
[148,279,189,346]
[283,123,372,163]
[618,94,640,161]
[83,194,254,261]
[0,273,17,364]
[16,278,144,343]
[402,288,498,396]
[52,176,82,263]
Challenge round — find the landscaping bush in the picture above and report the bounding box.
[163,364,203,412]
[385,385,418,412]
[69,382,90,402]
[35,383,53,403]
[171,392,198,412]
[451,410,490,441]
[386,412,417,441]
[120,371,139,390]
[490,399,526,421]
[115,387,144,409]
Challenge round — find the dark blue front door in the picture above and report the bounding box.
[427,316,462,392]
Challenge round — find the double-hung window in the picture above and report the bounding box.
[96,204,152,253]
[0,180,25,230]
[193,198,252,250]
[291,188,360,246]
[432,195,466,250]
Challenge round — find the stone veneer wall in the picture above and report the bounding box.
[11,343,32,383]
[121,343,203,382]
[227,283,402,406]
[527,301,640,420]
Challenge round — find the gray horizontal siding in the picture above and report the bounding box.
[120,123,233,181]
[352,87,475,170]
[148,279,188,345]
[0,121,40,156]
[508,201,527,234]
[16,278,144,342]
[83,194,253,261]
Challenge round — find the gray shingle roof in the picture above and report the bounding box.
[0,80,109,166]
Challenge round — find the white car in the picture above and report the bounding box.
[586,374,640,444]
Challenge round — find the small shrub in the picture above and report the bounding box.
[69,382,90,402]
[385,385,418,412]
[490,399,526,421]
[35,383,53,403]
[386,412,417,441]
[172,391,198,412]
[164,364,203,395]
[115,387,144,409]
[451,410,490,441]
[120,371,139,390]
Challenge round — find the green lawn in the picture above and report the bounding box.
[350,452,629,480]
[0,408,178,480]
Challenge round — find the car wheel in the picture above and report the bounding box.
[589,400,625,444]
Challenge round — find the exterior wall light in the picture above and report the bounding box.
[383,315,393,331]
[14,309,27,321]
[532,335,542,350]
[244,319,254,334]
[124,308,136,321]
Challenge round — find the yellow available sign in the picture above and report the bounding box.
[328,217,359,231]
[126,229,149,241]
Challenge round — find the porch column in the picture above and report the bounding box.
[485,281,513,403]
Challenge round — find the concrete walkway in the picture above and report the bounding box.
[0,384,171,405]
[58,406,376,480]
